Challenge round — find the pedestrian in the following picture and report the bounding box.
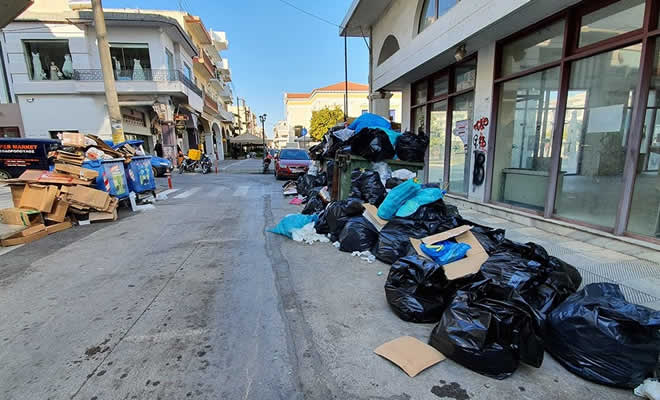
[154,140,163,157]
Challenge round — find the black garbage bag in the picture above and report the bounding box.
[385,256,454,323]
[350,169,386,205]
[302,188,326,215]
[323,127,356,159]
[351,128,395,162]
[338,216,379,252]
[429,280,545,380]
[396,131,429,162]
[385,177,404,189]
[546,283,660,388]
[478,240,581,319]
[373,218,442,264]
[326,160,335,188]
[296,174,326,198]
[405,199,461,222]
[316,199,364,241]
[433,216,506,254]
[308,136,327,160]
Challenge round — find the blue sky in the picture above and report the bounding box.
[104,0,369,136]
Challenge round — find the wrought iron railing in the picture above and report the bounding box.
[73,69,203,96]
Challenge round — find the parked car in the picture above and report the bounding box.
[0,138,60,179]
[274,148,311,180]
[104,139,173,177]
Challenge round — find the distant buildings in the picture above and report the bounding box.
[0,0,236,162]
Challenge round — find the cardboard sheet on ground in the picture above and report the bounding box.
[1,224,47,246]
[362,204,387,231]
[18,184,59,213]
[0,208,43,226]
[46,220,72,235]
[374,336,446,377]
[410,225,488,280]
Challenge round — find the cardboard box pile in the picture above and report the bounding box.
[0,167,119,247]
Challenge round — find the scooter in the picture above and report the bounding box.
[262,157,271,174]
[178,153,212,174]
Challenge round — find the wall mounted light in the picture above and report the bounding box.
[26,98,34,103]
[454,44,467,62]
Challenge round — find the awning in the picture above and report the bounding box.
[229,133,264,145]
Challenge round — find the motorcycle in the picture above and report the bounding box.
[178,153,212,174]
[262,156,271,174]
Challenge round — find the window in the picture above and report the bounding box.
[183,63,192,81]
[378,35,400,65]
[23,40,73,81]
[0,127,20,138]
[432,75,449,98]
[428,102,446,183]
[449,93,474,194]
[501,20,565,76]
[418,0,458,33]
[455,59,477,91]
[362,109,369,115]
[165,48,175,80]
[579,0,645,48]
[492,68,560,210]
[414,81,428,105]
[389,109,396,121]
[0,43,10,103]
[110,43,151,81]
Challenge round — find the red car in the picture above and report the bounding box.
[274,148,311,179]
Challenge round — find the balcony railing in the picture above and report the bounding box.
[204,92,219,113]
[73,69,203,97]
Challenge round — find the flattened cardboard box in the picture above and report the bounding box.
[61,185,111,210]
[45,199,69,223]
[18,184,59,213]
[410,225,489,280]
[0,208,44,226]
[8,184,25,207]
[54,163,98,180]
[46,220,72,235]
[89,208,117,222]
[374,336,446,377]
[1,224,47,246]
[363,204,387,231]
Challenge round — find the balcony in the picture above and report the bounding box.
[217,59,231,82]
[204,92,219,114]
[73,69,202,96]
[210,30,229,51]
[219,83,233,102]
[193,47,215,78]
[218,107,234,123]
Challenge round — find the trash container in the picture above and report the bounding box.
[124,155,156,194]
[335,154,424,201]
[82,158,129,199]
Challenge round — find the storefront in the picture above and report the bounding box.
[343,0,660,242]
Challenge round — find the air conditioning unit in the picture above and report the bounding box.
[69,1,92,10]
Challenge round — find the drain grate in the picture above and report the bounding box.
[576,260,660,283]
[575,268,660,304]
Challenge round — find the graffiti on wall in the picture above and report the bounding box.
[472,117,489,189]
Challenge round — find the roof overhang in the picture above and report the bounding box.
[340,0,393,37]
[0,0,33,28]
[184,15,212,45]
[73,11,198,57]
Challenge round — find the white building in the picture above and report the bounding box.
[272,120,289,149]
[0,0,233,162]
[342,0,660,242]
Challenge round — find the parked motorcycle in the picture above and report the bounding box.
[178,153,212,174]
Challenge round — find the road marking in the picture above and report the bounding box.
[159,188,180,197]
[233,185,249,197]
[220,158,252,171]
[174,187,201,199]
[207,186,224,198]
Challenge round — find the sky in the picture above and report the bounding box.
[103,0,369,137]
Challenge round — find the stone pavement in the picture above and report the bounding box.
[459,207,660,310]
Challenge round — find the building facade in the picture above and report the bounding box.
[342,0,660,243]
[272,120,289,149]
[0,0,234,162]
[284,81,403,145]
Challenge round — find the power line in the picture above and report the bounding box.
[275,0,341,28]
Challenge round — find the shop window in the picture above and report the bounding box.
[418,0,458,33]
[414,81,428,105]
[378,35,400,65]
[555,44,641,229]
[449,93,474,194]
[501,20,565,76]
[579,0,645,48]
[492,67,560,210]
[23,40,73,81]
[0,127,20,138]
[110,43,151,81]
[428,102,446,183]
[628,41,660,238]
[455,59,477,91]
[432,75,449,98]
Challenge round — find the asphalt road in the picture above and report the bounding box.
[0,159,635,400]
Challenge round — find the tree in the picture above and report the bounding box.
[309,105,344,141]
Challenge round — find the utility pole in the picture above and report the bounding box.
[259,114,267,159]
[236,96,242,135]
[91,0,125,144]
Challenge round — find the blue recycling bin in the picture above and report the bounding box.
[82,158,130,199]
[124,155,156,194]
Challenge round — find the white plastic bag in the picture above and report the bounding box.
[635,379,660,400]
[291,223,330,245]
[392,169,417,181]
[371,162,392,186]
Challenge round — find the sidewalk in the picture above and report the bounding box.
[457,207,660,310]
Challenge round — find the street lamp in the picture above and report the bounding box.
[259,113,267,158]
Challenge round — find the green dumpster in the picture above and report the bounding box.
[334,153,425,201]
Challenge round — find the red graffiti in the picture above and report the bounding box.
[473,117,489,131]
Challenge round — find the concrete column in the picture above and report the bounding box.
[369,91,394,120]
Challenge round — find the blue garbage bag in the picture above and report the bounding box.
[348,113,391,134]
[396,188,445,217]
[377,179,422,220]
[382,127,402,149]
[268,214,319,239]
[421,241,471,265]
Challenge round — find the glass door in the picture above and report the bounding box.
[428,101,447,184]
[449,93,474,194]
